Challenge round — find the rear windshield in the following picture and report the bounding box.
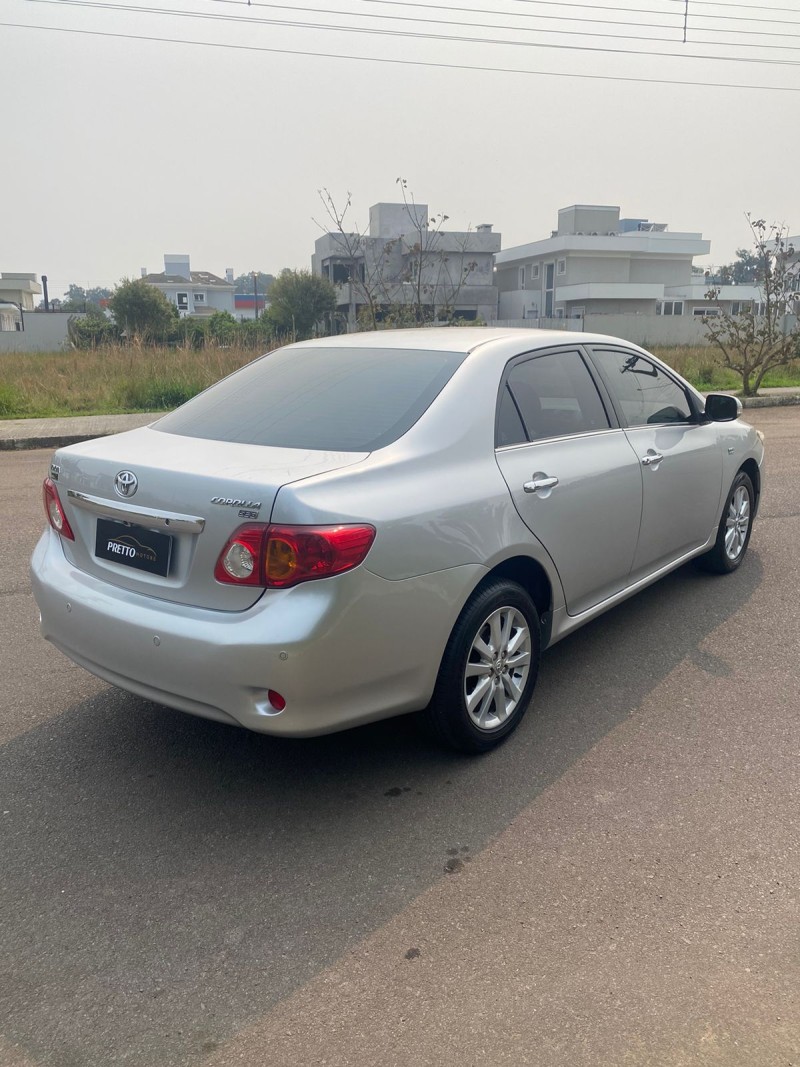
[155,345,466,452]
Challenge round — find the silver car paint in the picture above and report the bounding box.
[31,328,765,736]
[31,526,486,735]
[51,428,368,611]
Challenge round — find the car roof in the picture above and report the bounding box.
[288,327,642,358]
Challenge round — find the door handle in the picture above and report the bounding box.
[641,452,664,466]
[523,476,559,494]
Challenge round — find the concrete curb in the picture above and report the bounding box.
[739,394,800,409]
[0,413,156,452]
[1,395,798,452]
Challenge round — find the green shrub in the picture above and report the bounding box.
[116,377,202,411]
[0,383,26,417]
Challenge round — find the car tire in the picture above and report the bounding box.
[425,579,541,754]
[696,470,755,575]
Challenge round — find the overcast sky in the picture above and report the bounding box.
[3,0,799,298]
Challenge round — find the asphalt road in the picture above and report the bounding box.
[1,409,798,1067]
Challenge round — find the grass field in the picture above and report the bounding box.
[0,344,265,419]
[1,341,799,420]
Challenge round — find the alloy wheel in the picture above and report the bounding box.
[724,484,751,561]
[463,606,532,731]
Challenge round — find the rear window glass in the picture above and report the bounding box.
[155,346,466,452]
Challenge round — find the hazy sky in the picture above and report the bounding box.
[3,0,799,298]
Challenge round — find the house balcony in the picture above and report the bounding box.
[554,283,665,303]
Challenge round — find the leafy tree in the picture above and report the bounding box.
[232,271,275,296]
[68,311,117,348]
[60,283,112,314]
[108,279,177,341]
[207,310,238,345]
[171,316,209,349]
[711,249,761,286]
[704,215,800,396]
[265,269,336,339]
[238,316,274,349]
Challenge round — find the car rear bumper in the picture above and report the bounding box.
[31,529,483,736]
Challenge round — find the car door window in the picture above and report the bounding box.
[592,349,692,427]
[503,350,610,443]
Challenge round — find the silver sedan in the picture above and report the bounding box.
[31,329,764,752]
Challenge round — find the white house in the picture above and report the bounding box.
[312,202,501,327]
[495,205,713,323]
[0,272,42,329]
[141,255,235,317]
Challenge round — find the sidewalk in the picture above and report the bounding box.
[1,390,799,451]
[0,413,157,451]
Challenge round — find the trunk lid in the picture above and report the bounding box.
[52,426,368,610]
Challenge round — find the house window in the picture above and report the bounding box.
[176,292,189,310]
[193,293,206,305]
[730,301,752,315]
[531,264,540,281]
[518,266,525,289]
[692,307,720,317]
[658,300,684,316]
[545,263,555,317]
[557,259,566,276]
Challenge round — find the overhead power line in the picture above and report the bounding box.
[4,19,800,91]
[501,0,800,23]
[21,0,800,63]
[202,0,800,43]
[352,0,800,29]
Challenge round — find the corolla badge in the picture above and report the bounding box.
[114,470,138,497]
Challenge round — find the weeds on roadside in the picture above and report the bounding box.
[2,340,799,420]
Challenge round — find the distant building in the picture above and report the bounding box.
[141,255,235,317]
[0,273,42,330]
[234,293,268,321]
[312,202,501,327]
[495,205,713,321]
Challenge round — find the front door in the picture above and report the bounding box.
[588,347,722,579]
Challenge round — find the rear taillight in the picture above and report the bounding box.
[214,523,376,589]
[43,477,75,541]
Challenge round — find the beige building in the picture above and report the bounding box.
[0,273,42,330]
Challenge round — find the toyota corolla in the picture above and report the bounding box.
[30,329,764,752]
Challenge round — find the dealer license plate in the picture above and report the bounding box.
[95,518,173,577]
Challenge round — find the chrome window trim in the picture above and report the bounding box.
[66,490,206,534]
[495,427,622,453]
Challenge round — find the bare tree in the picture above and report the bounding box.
[315,180,481,330]
[704,215,799,396]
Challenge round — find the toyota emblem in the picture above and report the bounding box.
[114,470,138,497]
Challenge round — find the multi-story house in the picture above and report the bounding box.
[0,272,42,330]
[495,205,714,322]
[312,202,501,326]
[141,255,236,317]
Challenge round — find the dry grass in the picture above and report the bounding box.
[2,340,799,420]
[0,343,272,419]
[649,345,740,390]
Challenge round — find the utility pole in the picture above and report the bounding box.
[252,271,259,321]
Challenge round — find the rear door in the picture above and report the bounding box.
[494,347,643,617]
[587,346,722,580]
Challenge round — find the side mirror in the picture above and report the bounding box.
[704,393,742,422]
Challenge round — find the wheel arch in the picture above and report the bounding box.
[475,555,555,648]
[739,458,761,516]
